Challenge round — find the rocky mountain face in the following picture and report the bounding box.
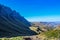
[0,4,37,37]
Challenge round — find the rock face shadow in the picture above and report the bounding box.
[24,38,32,40]
[0,4,37,38]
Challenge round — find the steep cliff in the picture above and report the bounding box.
[0,4,36,37]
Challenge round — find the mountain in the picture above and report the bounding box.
[0,4,37,37]
[31,22,60,32]
[40,22,60,27]
[32,22,60,27]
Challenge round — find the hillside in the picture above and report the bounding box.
[29,22,60,40]
[0,4,37,37]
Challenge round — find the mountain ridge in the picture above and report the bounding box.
[0,4,37,37]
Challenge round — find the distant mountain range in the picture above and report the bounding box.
[40,22,60,26]
[0,4,36,37]
[31,22,60,27]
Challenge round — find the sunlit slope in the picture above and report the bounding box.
[37,26,60,40]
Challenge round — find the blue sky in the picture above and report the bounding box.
[0,0,60,22]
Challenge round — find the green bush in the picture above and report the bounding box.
[44,30,60,38]
[0,36,23,40]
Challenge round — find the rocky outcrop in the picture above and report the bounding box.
[0,4,37,37]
